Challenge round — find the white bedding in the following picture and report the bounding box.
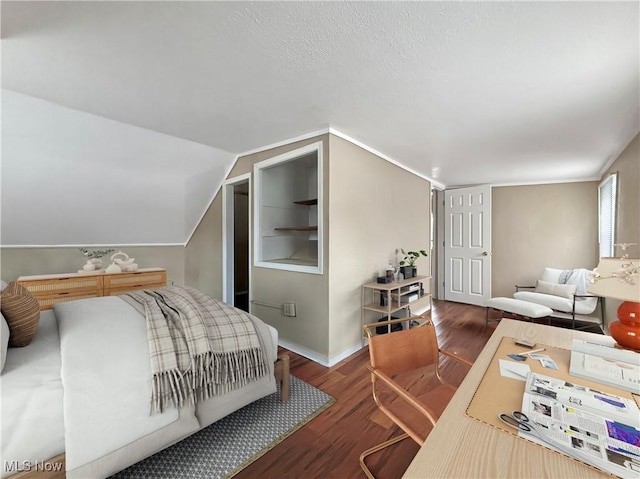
[2,292,279,479]
[55,295,277,479]
[56,296,200,477]
[1,310,64,478]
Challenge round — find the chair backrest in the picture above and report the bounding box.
[368,321,440,378]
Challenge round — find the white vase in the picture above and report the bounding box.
[105,263,122,274]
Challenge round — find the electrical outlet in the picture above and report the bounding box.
[283,303,296,317]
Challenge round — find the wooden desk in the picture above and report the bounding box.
[403,319,620,478]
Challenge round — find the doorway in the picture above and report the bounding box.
[233,182,250,312]
[222,174,250,312]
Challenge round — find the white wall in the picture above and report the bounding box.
[1,90,235,246]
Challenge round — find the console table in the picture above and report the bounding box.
[17,268,167,310]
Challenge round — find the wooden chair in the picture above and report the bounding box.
[360,316,473,479]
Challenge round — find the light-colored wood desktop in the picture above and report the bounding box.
[403,319,627,478]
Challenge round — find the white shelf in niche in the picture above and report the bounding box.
[267,257,318,266]
[273,226,318,232]
[254,142,323,274]
[294,199,318,206]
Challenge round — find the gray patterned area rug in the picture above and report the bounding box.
[110,376,334,479]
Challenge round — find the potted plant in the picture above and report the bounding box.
[399,249,428,278]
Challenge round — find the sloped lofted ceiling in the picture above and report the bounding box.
[1,1,638,246]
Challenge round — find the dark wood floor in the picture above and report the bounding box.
[236,301,604,479]
[235,300,496,479]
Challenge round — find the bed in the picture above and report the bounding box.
[1,286,289,479]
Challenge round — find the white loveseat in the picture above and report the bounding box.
[514,267,604,331]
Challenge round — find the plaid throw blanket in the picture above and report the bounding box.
[123,286,267,413]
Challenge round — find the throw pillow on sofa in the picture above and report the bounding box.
[1,282,40,347]
[535,280,577,300]
[540,268,563,284]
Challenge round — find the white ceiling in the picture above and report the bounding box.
[1,1,639,244]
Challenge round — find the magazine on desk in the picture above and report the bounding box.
[520,372,640,478]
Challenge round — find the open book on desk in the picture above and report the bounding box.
[520,372,640,478]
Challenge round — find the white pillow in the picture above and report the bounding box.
[0,280,7,292]
[563,268,591,295]
[1,313,9,374]
[540,268,563,284]
[535,280,577,299]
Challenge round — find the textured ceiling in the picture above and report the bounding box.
[2,1,639,193]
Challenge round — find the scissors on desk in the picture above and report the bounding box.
[499,411,542,437]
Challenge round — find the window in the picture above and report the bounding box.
[598,173,617,258]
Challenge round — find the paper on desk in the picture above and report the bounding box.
[499,359,531,381]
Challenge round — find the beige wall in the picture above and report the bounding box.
[492,182,599,298]
[185,135,331,358]
[0,246,185,285]
[491,134,639,330]
[184,189,224,300]
[248,135,331,357]
[600,133,640,329]
[328,136,431,357]
[185,133,431,362]
[603,133,640,251]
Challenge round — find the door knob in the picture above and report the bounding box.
[481,252,489,256]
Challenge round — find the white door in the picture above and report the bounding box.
[444,184,491,306]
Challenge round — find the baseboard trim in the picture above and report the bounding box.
[278,339,363,367]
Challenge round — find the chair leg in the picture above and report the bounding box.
[359,432,410,479]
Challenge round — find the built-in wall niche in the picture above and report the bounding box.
[254,141,323,274]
